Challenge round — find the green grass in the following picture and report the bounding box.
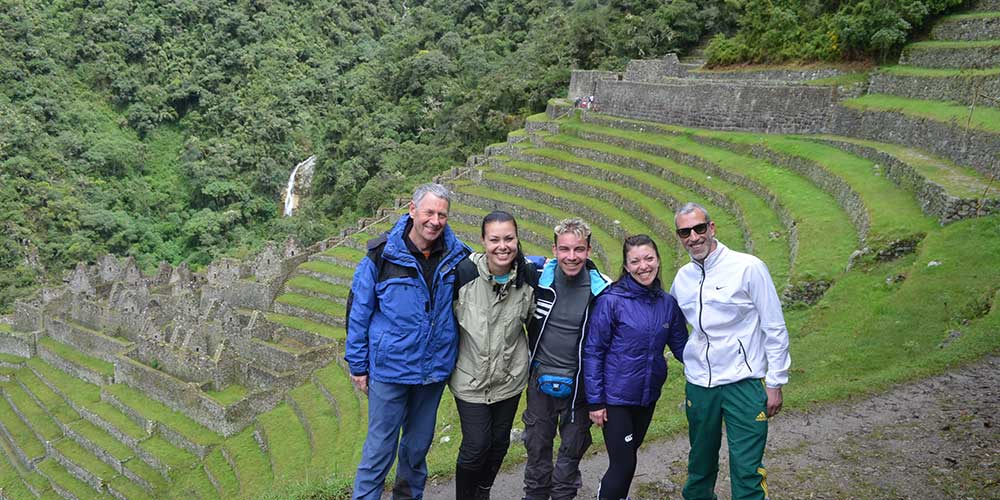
[0,323,11,333]
[203,448,240,499]
[907,39,1000,49]
[312,363,366,479]
[36,458,109,499]
[878,64,1000,77]
[54,438,119,481]
[222,426,273,498]
[286,275,351,300]
[562,117,855,281]
[707,133,938,242]
[89,401,148,441]
[104,384,219,448]
[497,156,682,275]
[15,368,79,424]
[68,419,132,463]
[108,474,152,500]
[453,180,622,272]
[941,12,1000,21]
[257,403,310,485]
[287,383,338,476]
[0,394,45,459]
[320,245,366,262]
[167,464,221,500]
[804,72,870,86]
[809,135,999,199]
[26,358,101,403]
[38,337,114,378]
[275,293,347,320]
[298,260,356,281]
[139,435,197,473]
[526,112,550,122]
[204,384,248,406]
[264,313,346,342]
[0,353,25,365]
[124,455,167,492]
[4,382,62,441]
[843,94,1000,134]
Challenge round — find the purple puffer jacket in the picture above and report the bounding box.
[583,274,688,408]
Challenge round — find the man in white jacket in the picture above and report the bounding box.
[669,202,791,500]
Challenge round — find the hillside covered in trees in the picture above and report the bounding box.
[0,0,965,312]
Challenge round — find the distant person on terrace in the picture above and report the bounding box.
[345,183,471,500]
[670,202,791,500]
[451,211,538,499]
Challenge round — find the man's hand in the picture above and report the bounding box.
[766,386,783,417]
[589,409,607,427]
[351,374,369,397]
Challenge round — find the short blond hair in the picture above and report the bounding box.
[553,218,592,246]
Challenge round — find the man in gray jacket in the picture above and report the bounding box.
[522,218,611,500]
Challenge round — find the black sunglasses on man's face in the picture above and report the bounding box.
[675,222,709,238]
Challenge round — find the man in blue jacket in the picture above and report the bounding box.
[345,183,471,500]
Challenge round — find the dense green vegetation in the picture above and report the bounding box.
[0,0,733,312]
[705,0,967,65]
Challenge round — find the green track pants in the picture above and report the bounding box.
[683,378,770,500]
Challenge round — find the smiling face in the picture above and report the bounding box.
[675,209,717,262]
[408,194,449,251]
[553,232,591,277]
[625,244,660,287]
[482,220,518,276]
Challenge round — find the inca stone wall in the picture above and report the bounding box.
[868,71,1000,108]
[931,15,1000,41]
[568,70,619,100]
[594,78,842,134]
[687,67,846,82]
[900,44,1000,69]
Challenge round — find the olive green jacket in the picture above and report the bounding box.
[449,253,536,404]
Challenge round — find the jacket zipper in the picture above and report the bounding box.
[738,339,752,373]
[697,262,713,388]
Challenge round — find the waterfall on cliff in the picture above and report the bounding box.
[284,155,316,216]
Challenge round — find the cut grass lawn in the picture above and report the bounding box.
[27,358,100,403]
[15,368,79,424]
[36,457,108,499]
[312,362,366,479]
[0,353,24,365]
[204,384,248,406]
[808,135,999,199]
[222,426,273,498]
[940,11,1000,20]
[104,384,219,448]
[319,245,366,262]
[4,382,62,441]
[298,260,356,281]
[38,337,114,378]
[256,402,310,485]
[287,383,338,475]
[906,39,1000,49]
[842,94,1000,134]
[54,437,118,482]
[562,116,855,281]
[878,64,1000,77]
[275,293,347,320]
[264,312,346,342]
[0,394,45,459]
[0,323,11,333]
[285,275,351,300]
[203,448,239,499]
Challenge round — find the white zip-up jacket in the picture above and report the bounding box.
[670,241,791,389]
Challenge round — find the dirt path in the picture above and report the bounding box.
[424,356,999,499]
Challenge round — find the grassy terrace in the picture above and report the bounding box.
[313,362,365,480]
[287,382,338,476]
[5,382,62,441]
[940,12,1000,21]
[843,94,1000,134]
[563,117,855,281]
[223,427,273,498]
[257,403,310,486]
[54,438,119,486]
[319,245,366,262]
[104,383,219,449]
[540,124,790,285]
[204,384,248,406]
[452,180,621,271]
[37,457,109,499]
[878,64,1000,77]
[495,156,684,274]
[803,72,871,86]
[275,292,347,321]
[203,448,239,498]
[696,131,938,243]
[264,312,346,342]
[0,394,45,459]
[0,353,26,365]
[298,260,356,281]
[906,39,1000,49]
[810,135,999,199]
[38,337,114,378]
[286,275,351,300]
[15,368,79,425]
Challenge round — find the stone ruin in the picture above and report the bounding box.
[1,237,335,437]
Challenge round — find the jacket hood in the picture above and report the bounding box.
[609,273,663,299]
[538,258,611,296]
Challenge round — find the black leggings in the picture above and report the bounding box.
[599,404,656,500]
[454,394,521,499]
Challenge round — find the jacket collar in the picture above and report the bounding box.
[383,214,468,265]
[539,258,611,296]
[695,240,729,271]
[613,272,663,298]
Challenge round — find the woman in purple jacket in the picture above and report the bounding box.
[584,234,688,500]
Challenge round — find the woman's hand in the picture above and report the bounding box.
[589,408,607,427]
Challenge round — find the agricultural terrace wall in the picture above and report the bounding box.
[900,44,1000,69]
[568,70,619,100]
[0,331,33,358]
[594,79,842,134]
[828,106,1000,177]
[624,54,685,82]
[868,71,1000,108]
[46,317,129,363]
[815,138,1000,223]
[931,16,1000,41]
[687,68,846,82]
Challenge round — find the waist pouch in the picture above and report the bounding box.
[537,374,574,398]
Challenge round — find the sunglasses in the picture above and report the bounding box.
[675,222,709,238]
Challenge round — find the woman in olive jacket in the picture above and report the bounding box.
[450,211,537,500]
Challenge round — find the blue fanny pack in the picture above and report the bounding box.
[537,374,574,399]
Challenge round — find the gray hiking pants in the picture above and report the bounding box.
[522,380,593,500]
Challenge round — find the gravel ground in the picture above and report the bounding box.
[423,356,999,499]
